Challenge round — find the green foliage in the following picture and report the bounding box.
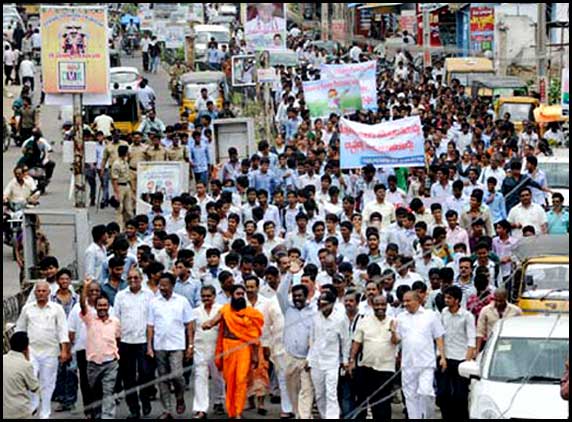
[549,78,561,105]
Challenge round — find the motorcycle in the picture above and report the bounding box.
[3,201,36,261]
[28,167,48,195]
[122,33,139,57]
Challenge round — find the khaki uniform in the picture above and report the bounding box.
[166,145,189,162]
[128,143,148,193]
[101,140,129,170]
[145,145,168,161]
[111,157,133,228]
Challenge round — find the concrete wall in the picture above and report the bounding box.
[494,4,537,72]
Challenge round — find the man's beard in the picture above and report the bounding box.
[231,297,247,311]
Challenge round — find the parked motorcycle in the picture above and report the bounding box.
[3,201,36,261]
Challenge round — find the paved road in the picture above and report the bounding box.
[2,52,179,299]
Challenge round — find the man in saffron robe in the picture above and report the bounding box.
[203,284,264,419]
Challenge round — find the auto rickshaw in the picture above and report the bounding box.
[471,75,528,100]
[534,104,569,137]
[178,71,226,123]
[497,96,540,133]
[444,57,494,95]
[512,235,569,315]
[84,90,142,134]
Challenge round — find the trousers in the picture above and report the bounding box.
[402,367,435,419]
[87,360,119,419]
[355,367,394,421]
[30,353,59,419]
[284,353,314,419]
[52,358,78,407]
[116,184,134,228]
[119,343,155,416]
[155,350,186,414]
[77,350,100,418]
[192,349,225,413]
[311,367,340,419]
[435,359,470,421]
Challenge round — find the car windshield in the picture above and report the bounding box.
[196,31,230,44]
[111,72,138,84]
[450,71,494,86]
[541,162,569,189]
[488,337,568,382]
[498,102,534,122]
[523,263,569,293]
[184,83,219,101]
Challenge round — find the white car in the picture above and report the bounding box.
[460,315,569,420]
[538,152,569,209]
[109,67,142,91]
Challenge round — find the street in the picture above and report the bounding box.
[2,52,178,299]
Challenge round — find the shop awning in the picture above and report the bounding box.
[357,3,404,13]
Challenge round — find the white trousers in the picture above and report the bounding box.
[310,367,340,419]
[402,367,435,419]
[192,350,225,413]
[30,353,59,419]
[277,365,293,414]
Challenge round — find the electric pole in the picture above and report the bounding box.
[73,93,86,208]
[321,3,330,41]
[422,7,432,67]
[537,3,548,103]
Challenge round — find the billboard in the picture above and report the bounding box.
[245,3,286,50]
[320,61,378,112]
[231,54,256,87]
[40,5,109,94]
[303,78,362,119]
[470,6,495,53]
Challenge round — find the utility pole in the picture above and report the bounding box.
[537,3,548,104]
[72,93,86,208]
[321,3,330,41]
[422,7,432,67]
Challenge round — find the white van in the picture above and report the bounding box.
[194,24,231,70]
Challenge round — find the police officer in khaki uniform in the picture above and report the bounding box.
[144,132,167,161]
[166,134,189,162]
[111,145,134,228]
[128,131,147,192]
[100,132,128,179]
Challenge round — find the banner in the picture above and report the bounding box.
[399,11,416,36]
[331,20,347,43]
[470,6,495,53]
[158,23,188,49]
[303,79,362,119]
[339,116,425,169]
[562,68,569,115]
[245,3,286,50]
[232,54,256,87]
[136,162,189,215]
[320,61,377,112]
[40,6,109,94]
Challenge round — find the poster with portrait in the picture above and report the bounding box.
[136,162,189,215]
[40,5,109,94]
[231,54,256,87]
[245,3,287,50]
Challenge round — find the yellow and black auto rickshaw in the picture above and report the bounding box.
[84,90,142,134]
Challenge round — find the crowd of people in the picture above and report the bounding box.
[3,6,570,421]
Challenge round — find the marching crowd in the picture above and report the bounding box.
[3,10,570,422]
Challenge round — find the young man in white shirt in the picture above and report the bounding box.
[507,187,548,237]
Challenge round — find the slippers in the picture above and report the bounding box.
[257,408,268,416]
[176,400,186,415]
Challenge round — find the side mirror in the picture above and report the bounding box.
[459,360,481,380]
[525,275,534,286]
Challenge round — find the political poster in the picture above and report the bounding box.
[320,61,378,112]
[303,79,362,119]
[40,5,109,94]
[470,6,495,53]
[232,54,256,87]
[562,68,569,115]
[245,3,287,50]
[339,116,425,169]
[136,162,189,215]
[163,24,188,49]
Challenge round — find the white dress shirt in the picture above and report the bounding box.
[114,288,155,344]
[308,308,350,370]
[147,293,193,351]
[396,306,445,368]
[191,303,223,357]
[16,301,69,357]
